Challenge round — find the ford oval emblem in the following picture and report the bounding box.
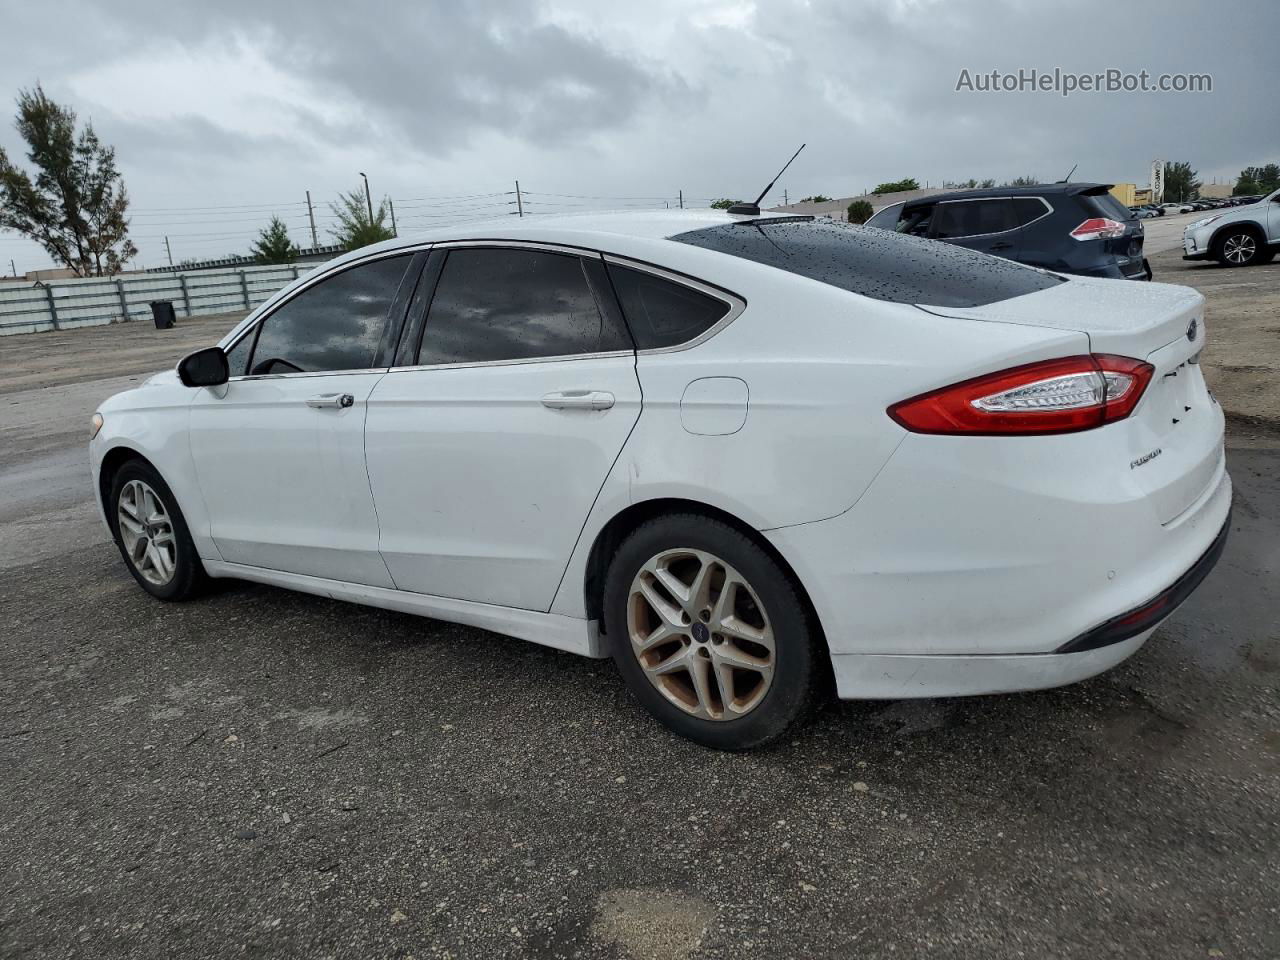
[1187,318,1198,342]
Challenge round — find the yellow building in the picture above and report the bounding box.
[1109,183,1154,206]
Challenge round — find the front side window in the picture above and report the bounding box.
[419,248,631,364]
[864,202,904,231]
[247,255,411,375]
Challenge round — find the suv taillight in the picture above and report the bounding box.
[1070,217,1126,241]
[887,355,1154,435]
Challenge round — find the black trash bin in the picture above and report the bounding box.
[149,300,176,330]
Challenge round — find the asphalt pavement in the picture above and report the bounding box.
[1,267,1277,960]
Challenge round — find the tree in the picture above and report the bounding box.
[846,199,874,224]
[1235,164,1279,196]
[329,188,395,250]
[871,178,920,194]
[709,198,742,209]
[252,215,298,264]
[799,194,832,203]
[1006,175,1040,186]
[1163,161,1201,202]
[0,84,136,276]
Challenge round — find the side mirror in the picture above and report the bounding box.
[177,346,230,387]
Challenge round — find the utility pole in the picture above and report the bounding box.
[359,172,374,222]
[8,259,15,278]
[784,189,788,205]
[678,189,684,209]
[389,198,398,237]
[164,236,174,268]
[305,190,318,248]
[515,180,524,217]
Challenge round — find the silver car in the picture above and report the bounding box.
[1183,188,1280,267]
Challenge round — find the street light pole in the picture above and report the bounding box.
[358,172,374,223]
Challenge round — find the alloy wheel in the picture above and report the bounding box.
[627,548,775,720]
[1223,233,1256,264]
[117,479,177,586]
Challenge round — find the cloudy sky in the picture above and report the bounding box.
[1,0,1275,272]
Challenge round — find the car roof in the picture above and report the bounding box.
[902,182,1114,206]
[315,209,805,272]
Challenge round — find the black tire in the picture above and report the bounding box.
[603,513,825,750]
[108,459,207,601]
[1212,227,1265,267]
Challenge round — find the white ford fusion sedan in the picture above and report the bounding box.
[90,210,1230,749]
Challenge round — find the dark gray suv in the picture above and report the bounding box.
[865,183,1151,281]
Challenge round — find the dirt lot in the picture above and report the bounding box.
[1,257,1278,959]
[1153,250,1280,440]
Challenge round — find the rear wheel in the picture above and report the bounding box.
[109,460,206,601]
[1213,228,1265,267]
[603,514,824,750]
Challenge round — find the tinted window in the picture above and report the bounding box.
[1010,197,1050,227]
[864,202,903,231]
[249,255,410,374]
[606,265,731,349]
[420,248,630,364]
[224,330,253,377]
[932,199,1017,238]
[671,218,1063,308]
[1083,191,1135,221]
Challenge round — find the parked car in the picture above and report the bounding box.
[91,211,1230,749]
[1161,203,1194,214]
[1142,204,1165,217]
[866,183,1151,280]
[1183,187,1280,266]
[1130,206,1158,220]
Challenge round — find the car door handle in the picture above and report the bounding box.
[541,390,615,411]
[306,393,355,409]
[989,241,1014,250]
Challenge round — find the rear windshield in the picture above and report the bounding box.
[670,218,1064,308]
[1082,190,1134,221]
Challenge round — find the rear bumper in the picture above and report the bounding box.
[766,412,1231,698]
[1074,258,1150,281]
[1057,508,1229,653]
[829,631,1154,699]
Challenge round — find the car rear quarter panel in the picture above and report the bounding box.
[548,258,1090,620]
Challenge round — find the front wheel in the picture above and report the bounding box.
[109,459,206,601]
[1214,228,1265,267]
[603,514,825,750]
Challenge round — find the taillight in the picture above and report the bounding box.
[888,354,1154,436]
[1070,217,1126,241]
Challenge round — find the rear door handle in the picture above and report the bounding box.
[541,390,615,411]
[306,393,354,409]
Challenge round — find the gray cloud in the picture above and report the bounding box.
[0,0,1276,270]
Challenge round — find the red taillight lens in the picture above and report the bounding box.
[1070,217,1126,240]
[887,354,1154,436]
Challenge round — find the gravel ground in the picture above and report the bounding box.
[1,255,1278,960]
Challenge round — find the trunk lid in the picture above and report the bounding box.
[918,277,1221,525]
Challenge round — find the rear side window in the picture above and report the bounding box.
[1009,197,1050,227]
[931,199,1017,238]
[606,265,731,349]
[671,218,1063,308]
[248,255,411,374]
[419,248,631,364]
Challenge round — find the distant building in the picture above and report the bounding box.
[1109,183,1154,206]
